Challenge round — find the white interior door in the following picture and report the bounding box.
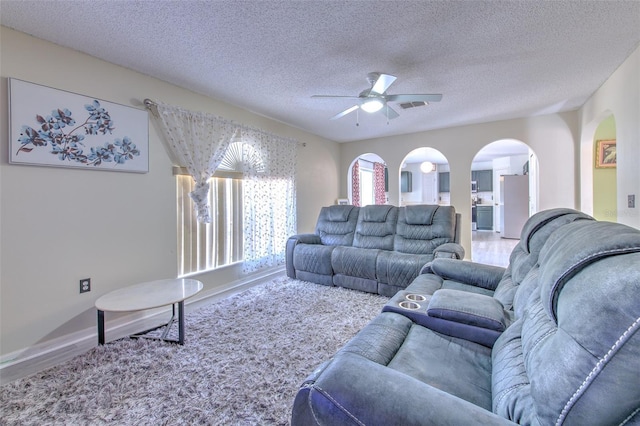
[422,172,437,204]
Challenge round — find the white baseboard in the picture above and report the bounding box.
[0,268,285,384]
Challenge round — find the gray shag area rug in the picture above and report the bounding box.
[0,277,387,425]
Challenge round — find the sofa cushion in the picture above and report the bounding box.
[395,205,457,254]
[352,205,398,250]
[493,210,594,308]
[537,220,640,320]
[292,243,336,276]
[427,289,508,332]
[405,204,439,225]
[375,251,432,290]
[314,205,359,246]
[339,312,493,410]
[331,246,379,280]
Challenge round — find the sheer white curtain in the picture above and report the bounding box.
[154,102,237,223]
[237,126,297,274]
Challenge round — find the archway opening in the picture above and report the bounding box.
[399,147,449,206]
[470,139,538,266]
[347,153,388,206]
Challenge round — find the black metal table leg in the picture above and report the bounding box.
[178,301,185,345]
[97,310,105,345]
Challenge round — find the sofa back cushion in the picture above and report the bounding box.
[394,205,457,254]
[492,221,640,425]
[315,205,360,246]
[492,208,593,309]
[352,205,398,250]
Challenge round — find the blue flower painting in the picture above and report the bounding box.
[16,100,140,167]
[9,79,148,173]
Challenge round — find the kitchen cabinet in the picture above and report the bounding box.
[473,170,493,191]
[477,206,493,230]
[401,171,412,193]
[438,172,450,192]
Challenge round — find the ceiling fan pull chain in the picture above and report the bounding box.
[356,108,359,126]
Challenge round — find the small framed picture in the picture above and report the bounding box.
[595,139,616,168]
[336,199,349,205]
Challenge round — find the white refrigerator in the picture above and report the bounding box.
[500,175,529,239]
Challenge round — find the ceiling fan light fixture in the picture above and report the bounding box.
[361,98,384,113]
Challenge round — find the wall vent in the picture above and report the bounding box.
[399,101,427,110]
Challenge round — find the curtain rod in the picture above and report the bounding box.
[143,98,158,116]
[143,98,305,147]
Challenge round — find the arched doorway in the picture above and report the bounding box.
[470,139,538,266]
[399,147,449,206]
[592,115,617,221]
[347,153,388,206]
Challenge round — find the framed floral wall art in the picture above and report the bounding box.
[8,78,149,173]
[595,139,616,169]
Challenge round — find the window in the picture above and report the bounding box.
[359,167,375,206]
[176,136,296,276]
[177,172,243,276]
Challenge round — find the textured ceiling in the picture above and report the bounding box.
[1,1,639,144]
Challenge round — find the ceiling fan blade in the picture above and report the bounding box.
[371,73,397,95]
[385,94,443,103]
[330,105,359,120]
[380,104,400,120]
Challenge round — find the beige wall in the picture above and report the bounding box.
[340,112,580,254]
[0,27,339,356]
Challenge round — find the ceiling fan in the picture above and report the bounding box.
[312,72,442,121]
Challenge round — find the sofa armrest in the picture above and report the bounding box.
[288,233,322,245]
[428,289,508,332]
[429,258,506,291]
[433,242,465,260]
[286,234,322,278]
[292,352,516,426]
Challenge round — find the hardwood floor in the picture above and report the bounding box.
[471,231,519,267]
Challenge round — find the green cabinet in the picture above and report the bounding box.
[438,172,450,192]
[477,206,493,230]
[473,170,493,192]
[401,171,412,193]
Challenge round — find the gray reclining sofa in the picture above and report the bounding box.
[286,204,464,296]
[292,211,640,425]
[383,208,595,347]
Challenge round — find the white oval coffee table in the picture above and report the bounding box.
[95,278,203,345]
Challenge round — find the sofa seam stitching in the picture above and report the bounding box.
[555,316,640,426]
[493,382,528,409]
[313,385,366,426]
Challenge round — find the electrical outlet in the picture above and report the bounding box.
[80,278,91,293]
[629,194,636,208]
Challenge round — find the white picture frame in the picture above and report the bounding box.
[8,78,149,173]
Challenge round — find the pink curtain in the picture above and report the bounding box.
[374,162,386,204]
[351,161,360,206]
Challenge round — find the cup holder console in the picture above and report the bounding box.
[405,294,427,302]
[399,300,421,310]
